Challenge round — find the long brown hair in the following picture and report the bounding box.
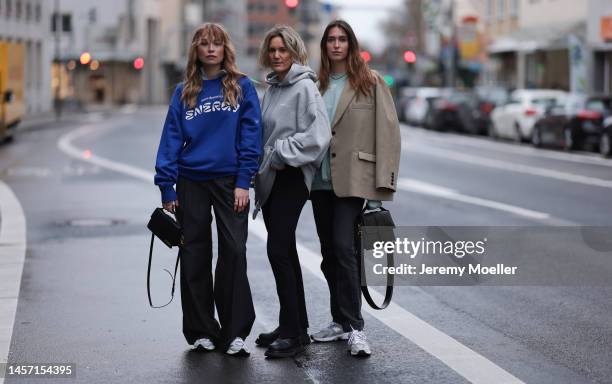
[318,20,376,98]
[181,23,245,109]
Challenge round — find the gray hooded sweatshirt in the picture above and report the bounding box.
[254,63,331,216]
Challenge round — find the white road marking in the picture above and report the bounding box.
[0,181,27,384]
[57,126,526,383]
[405,143,612,190]
[398,178,575,224]
[402,125,612,168]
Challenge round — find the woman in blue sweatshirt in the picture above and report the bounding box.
[154,23,262,357]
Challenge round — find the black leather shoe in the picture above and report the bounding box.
[255,327,280,347]
[264,337,305,358]
[300,332,311,346]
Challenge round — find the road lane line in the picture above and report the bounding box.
[404,144,612,190]
[398,178,556,221]
[57,126,526,383]
[401,125,612,168]
[0,181,27,384]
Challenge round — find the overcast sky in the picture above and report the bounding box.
[327,0,403,53]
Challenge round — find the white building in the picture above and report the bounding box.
[0,0,52,114]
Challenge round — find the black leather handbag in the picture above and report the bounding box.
[146,208,183,308]
[356,206,395,310]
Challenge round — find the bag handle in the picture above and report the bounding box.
[358,207,394,310]
[147,233,180,308]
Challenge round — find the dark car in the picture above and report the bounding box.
[600,117,612,158]
[475,86,509,136]
[426,89,489,135]
[531,94,612,151]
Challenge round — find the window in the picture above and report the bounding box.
[34,1,40,22]
[25,0,30,21]
[486,0,493,20]
[509,0,518,16]
[51,12,72,32]
[15,0,20,19]
[6,0,12,19]
[497,0,504,20]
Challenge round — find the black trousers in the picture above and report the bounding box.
[175,176,255,348]
[311,190,365,331]
[262,167,309,339]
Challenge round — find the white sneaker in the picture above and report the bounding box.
[311,322,350,342]
[193,337,215,351]
[226,337,250,356]
[348,329,371,357]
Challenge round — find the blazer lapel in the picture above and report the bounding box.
[331,83,356,128]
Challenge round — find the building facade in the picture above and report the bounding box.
[0,0,52,114]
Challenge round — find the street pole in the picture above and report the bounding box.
[54,0,62,121]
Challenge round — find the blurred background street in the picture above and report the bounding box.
[2,1,612,383]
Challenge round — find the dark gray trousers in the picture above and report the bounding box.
[176,176,255,348]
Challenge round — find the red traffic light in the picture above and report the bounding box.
[403,50,417,64]
[80,52,92,65]
[285,0,299,8]
[133,57,145,70]
[360,51,371,63]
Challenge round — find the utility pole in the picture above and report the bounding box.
[54,0,62,121]
[443,0,455,88]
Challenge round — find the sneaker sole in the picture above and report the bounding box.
[193,345,215,352]
[350,350,371,357]
[311,333,350,342]
[227,348,250,357]
[264,346,305,358]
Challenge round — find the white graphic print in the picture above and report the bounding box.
[185,95,240,121]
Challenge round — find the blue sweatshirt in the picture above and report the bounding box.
[154,75,262,203]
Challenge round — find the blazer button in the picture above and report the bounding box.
[331,153,336,158]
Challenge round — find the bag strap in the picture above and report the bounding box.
[358,207,394,310]
[147,233,180,308]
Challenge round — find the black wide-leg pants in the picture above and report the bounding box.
[311,190,365,332]
[262,167,309,339]
[175,176,255,348]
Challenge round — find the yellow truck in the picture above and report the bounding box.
[0,40,25,142]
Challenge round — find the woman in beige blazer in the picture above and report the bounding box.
[309,20,400,357]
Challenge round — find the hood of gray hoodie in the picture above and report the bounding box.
[253,63,331,216]
[265,63,318,87]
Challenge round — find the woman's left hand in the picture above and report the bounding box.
[234,187,250,213]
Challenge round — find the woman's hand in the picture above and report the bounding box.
[163,200,179,214]
[234,188,250,213]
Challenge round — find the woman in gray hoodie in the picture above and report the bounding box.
[253,25,331,358]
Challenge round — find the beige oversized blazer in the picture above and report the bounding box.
[327,73,401,201]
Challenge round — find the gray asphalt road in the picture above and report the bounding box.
[1,106,611,383]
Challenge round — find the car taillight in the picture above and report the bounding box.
[480,102,494,114]
[524,108,537,116]
[441,102,458,112]
[577,110,602,120]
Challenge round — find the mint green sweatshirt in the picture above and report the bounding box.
[312,73,347,191]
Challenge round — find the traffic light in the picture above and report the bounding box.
[403,50,416,64]
[285,0,298,8]
[133,57,144,70]
[360,50,371,63]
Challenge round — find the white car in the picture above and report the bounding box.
[490,89,567,141]
[404,87,442,127]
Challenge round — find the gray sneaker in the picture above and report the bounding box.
[348,329,371,357]
[226,337,250,356]
[193,337,215,351]
[311,322,350,342]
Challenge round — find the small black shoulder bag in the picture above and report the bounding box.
[356,206,395,310]
[146,208,183,308]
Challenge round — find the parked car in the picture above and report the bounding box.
[403,87,442,127]
[427,89,489,135]
[490,89,567,142]
[531,94,612,151]
[475,86,510,136]
[600,116,612,158]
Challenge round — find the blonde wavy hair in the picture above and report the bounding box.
[258,25,308,68]
[181,23,245,109]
